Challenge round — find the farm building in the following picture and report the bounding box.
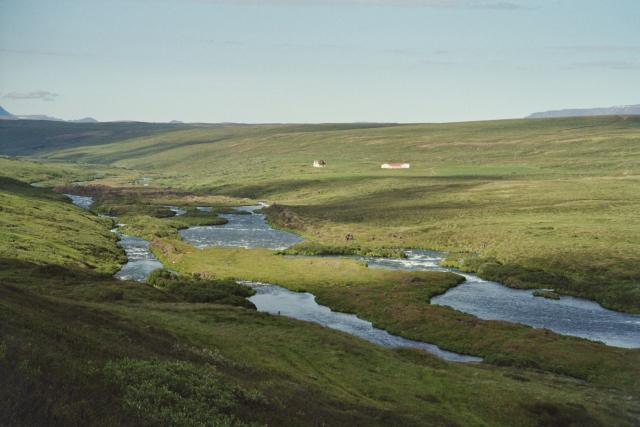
[381,162,410,169]
[313,160,327,168]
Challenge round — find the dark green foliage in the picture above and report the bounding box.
[281,241,406,258]
[104,358,263,427]
[532,290,561,300]
[477,262,569,290]
[147,269,256,309]
[524,402,604,427]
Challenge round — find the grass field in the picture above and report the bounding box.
[4,165,640,425]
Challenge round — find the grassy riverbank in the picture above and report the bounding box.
[0,177,125,273]
[3,176,639,425]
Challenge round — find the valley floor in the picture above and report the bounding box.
[1,116,639,425]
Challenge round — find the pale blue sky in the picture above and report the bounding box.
[1,0,639,122]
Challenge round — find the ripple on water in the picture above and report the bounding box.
[179,205,303,250]
[65,194,94,210]
[66,194,162,282]
[113,235,163,281]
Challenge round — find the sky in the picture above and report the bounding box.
[1,0,639,123]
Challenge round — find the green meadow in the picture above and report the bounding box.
[1,116,640,425]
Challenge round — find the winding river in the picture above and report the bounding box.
[361,251,640,349]
[240,280,480,362]
[66,197,480,362]
[180,205,640,349]
[66,195,639,355]
[180,205,480,361]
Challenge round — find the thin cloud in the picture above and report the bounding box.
[358,0,524,8]
[419,59,457,66]
[191,0,526,9]
[565,60,640,70]
[0,48,92,58]
[555,45,640,54]
[3,90,60,102]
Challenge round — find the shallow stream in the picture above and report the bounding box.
[66,194,162,281]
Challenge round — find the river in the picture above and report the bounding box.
[179,204,640,349]
[66,194,163,281]
[66,197,480,362]
[66,194,639,356]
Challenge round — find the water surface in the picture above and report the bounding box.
[180,207,640,348]
[363,250,640,348]
[113,234,163,281]
[65,194,95,210]
[66,194,162,281]
[180,204,304,250]
[243,281,481,363]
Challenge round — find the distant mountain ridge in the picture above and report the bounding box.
[0,105,13,118]
[0,105,98,123]
[70,117,99,123]
[528,104,640,118]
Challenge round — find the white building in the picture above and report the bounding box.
[381,162,410,169]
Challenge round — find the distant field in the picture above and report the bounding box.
[1,116,637,311]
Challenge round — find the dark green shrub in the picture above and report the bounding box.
[282,241,406,259]
[104,358,264,427]
[147,269,256,309]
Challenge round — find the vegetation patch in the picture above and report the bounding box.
[147,269,256,309]
[532,290,561,300]
[280,241,406,258]
[105,358,263,427]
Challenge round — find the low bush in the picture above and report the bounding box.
[147,269,256,309]
[104,358,264,427]
[282,241,406,259]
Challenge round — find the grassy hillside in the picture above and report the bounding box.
[0,156,133,187]
[4,167,639,425]
[0,177,125,273]
[2,116,636,310]
[0,120,193,156]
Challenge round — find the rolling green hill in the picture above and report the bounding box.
[0,119,192,156]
